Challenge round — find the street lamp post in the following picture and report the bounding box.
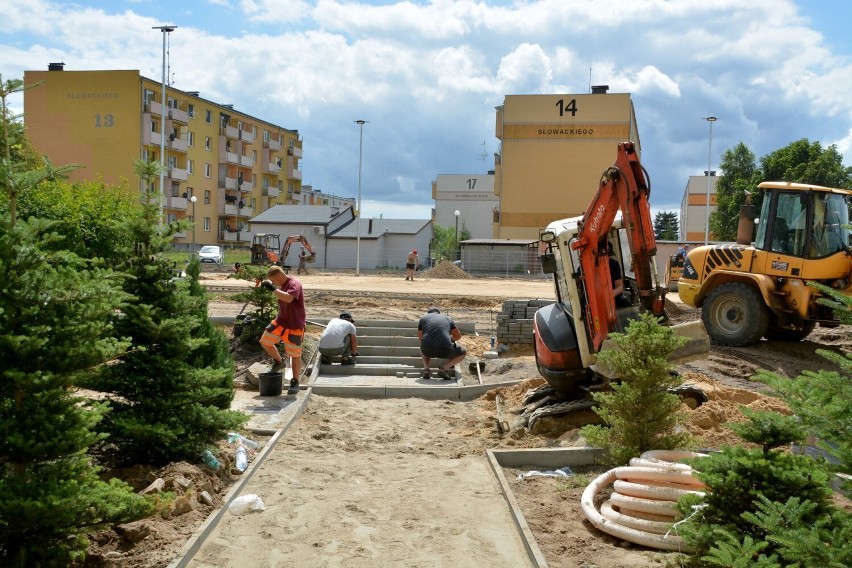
[153,25,176,228]
[454,210,460,261]
[703,116,717,245]
[354,119,368,275]
[190,195,197,257]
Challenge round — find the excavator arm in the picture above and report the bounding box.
[570,142,665,353]
[279,235,316,265]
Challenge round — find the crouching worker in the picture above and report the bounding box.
[418,307,466,380]
[259,265,305,395]
[318,312,359,366]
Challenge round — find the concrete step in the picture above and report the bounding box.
[355,346,422,357]
[320,360,460,375]
[357,336,421,348]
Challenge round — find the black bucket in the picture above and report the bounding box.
[258,372,283,396]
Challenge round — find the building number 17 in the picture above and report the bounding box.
[555,99,577,117]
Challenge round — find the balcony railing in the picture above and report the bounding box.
[169,196,188,210]
[266,186,280,198]
[240,155,254,167]
[170,136,187,152]
[168,168,188,181]
[223,177,238,190]
[287,146,303,157]
[239,181,253,192]
[223,203,239,216]
[225,151,239,164]
[239,129,255,144]
[290,168,302,180]
[225,125,239,139]
[267,138,281,151]
[266,162,281,174]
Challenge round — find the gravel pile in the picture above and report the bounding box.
[420,260,472,279]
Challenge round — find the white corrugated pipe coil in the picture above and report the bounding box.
[581,450,707,552]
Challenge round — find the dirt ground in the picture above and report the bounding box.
[85,269,851,567]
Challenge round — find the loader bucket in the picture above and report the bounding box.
[593,320,710,380]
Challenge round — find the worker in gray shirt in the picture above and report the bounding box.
[418,307,466,380]
[318,312,359,365]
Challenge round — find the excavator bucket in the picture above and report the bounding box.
[305,252,317,263]
[593,320,710,380]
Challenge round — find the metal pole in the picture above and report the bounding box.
[355,120,368,275]
[153,25,176,228]
[703,116,717,245]
[454,210,460,261]
[190,195,197,256]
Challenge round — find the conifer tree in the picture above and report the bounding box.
[85,161,246,466]
[0,219,154,566]
[580,313,692,464]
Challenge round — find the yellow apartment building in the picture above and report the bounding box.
[680,173,719,242]
[493,88,640,238]
[23,64,303,248]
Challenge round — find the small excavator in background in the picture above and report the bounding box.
[250,234,316,269]
[528,142,709,427]
[678,181,851,346]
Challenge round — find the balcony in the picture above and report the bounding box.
[266,162,281,174]
[266,186,280,198]
[168,168,188,181]
[169,136,188,152]
[167,107,189,124]
[239,180,253,193]
[173,230,188,238]
[146,131,163,146]
[240,154,254,167]
[238,206,254,217]
[219,230,250,243]
[287,146,303,158]
[290,168,302,181]
[169,196,188,210]
[239,129,255,144]
[223,176,238,190]
[266,138,281,151]
[223,203,239,216]
[224,125,239,139]
[225,151,239,164]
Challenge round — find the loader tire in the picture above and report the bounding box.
[765,320,816,342]
[702,282,768,346]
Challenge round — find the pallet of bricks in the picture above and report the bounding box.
[495,299,555,344]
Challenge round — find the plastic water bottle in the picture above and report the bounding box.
[235,444,248,472]
[228,432,259,450]
[202,449,221,470]
[228,494,265,515]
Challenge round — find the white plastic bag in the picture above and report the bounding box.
[517,466,573,481]
[228,494,265,515]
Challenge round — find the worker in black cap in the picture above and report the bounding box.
[318,311,359,365]
[417,307,466,380]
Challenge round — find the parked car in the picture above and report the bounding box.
[198,245,224,264]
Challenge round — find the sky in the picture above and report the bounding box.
[3,0,852,220]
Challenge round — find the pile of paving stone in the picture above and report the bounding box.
[495,299,555,344]
[419,260,472,279]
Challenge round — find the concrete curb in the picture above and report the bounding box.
[485,447,605,568]
[309,380,522,401]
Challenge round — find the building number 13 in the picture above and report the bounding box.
[94,114,114,127]
[555,99,577,117]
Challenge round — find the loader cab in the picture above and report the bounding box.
[250,233,282,265]
[755,182,851,260]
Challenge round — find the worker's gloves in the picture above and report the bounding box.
[260,279,276,292]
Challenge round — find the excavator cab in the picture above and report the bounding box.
[250,234,282,265]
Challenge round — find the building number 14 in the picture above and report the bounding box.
[555,99,577,117]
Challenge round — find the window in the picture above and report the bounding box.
[263,130,270,142]
[187,132,194,147]
[168,156,177,169]
[205,136,211,150]
[252,150,257,162]
[188,103,194,118]
[187,160,194,174]
[289,138,295,148]
[167,213,177,224]
[205,109,212,124]
[204,163,211,178]
[204,190,211,205]
[204,217,210,231]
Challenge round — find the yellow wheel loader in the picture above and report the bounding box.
[678,182,851,346]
